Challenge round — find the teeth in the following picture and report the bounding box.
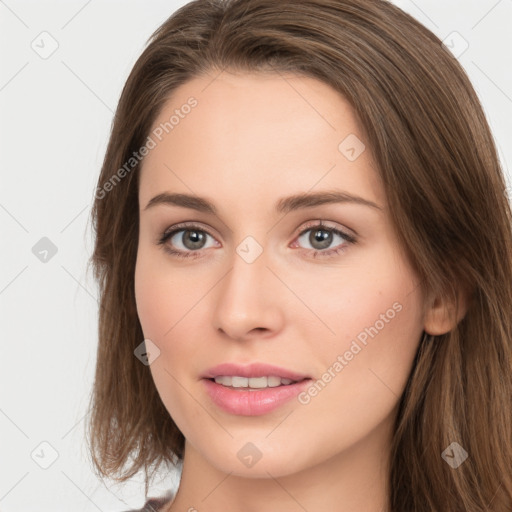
[213,375,298,388]
[267,376,282,387]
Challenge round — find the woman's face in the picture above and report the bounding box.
[135,70,425,478]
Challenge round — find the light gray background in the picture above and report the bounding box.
[1,1,511,511]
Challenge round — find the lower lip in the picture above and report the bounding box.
[202,378,312,416]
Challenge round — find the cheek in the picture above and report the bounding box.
[284,247,423,352]
[134,246,194,340]
[289,246,424,400]
[134,246,211,380]
[134,251,205,426]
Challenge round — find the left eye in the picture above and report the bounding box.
[295,225,354,253]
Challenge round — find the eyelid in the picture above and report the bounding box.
[294,219,356,241]
[160,221,217,239]
[159,220,354,243]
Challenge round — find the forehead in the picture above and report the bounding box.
[138,70,383,213]
[148,70,362,147]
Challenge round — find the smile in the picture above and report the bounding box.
[203,377,312,416]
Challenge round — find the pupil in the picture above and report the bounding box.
[184,230,205,250]
[311,229,332,249]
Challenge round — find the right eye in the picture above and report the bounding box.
[157,223,220,259]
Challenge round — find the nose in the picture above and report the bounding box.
[212,244,285,342]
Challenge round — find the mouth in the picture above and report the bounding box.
[202,377,312,415]
[201,363,313,416]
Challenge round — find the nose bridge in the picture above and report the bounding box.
[212,235,283,339]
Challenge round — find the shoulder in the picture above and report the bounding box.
[121,490,175,512]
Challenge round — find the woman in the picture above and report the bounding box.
[86,0,512,510]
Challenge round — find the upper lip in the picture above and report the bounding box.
[202,362,311,382]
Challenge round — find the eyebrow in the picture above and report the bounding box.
[143,190,382,214]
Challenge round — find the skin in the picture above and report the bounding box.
[134,70,457,512]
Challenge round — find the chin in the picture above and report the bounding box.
[198,438,311,479]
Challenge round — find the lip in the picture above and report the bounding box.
[202,378,312,416]
[202,362,311,381]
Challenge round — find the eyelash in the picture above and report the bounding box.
[157,220,357,260]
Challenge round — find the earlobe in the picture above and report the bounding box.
[423,286,470,336]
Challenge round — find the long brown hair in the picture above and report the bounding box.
[86,0,512,509]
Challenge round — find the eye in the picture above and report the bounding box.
[157,223,219,259]
[292,220,356,258]
[157,220,357,260]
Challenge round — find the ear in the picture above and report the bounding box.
[423,285,470,336]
